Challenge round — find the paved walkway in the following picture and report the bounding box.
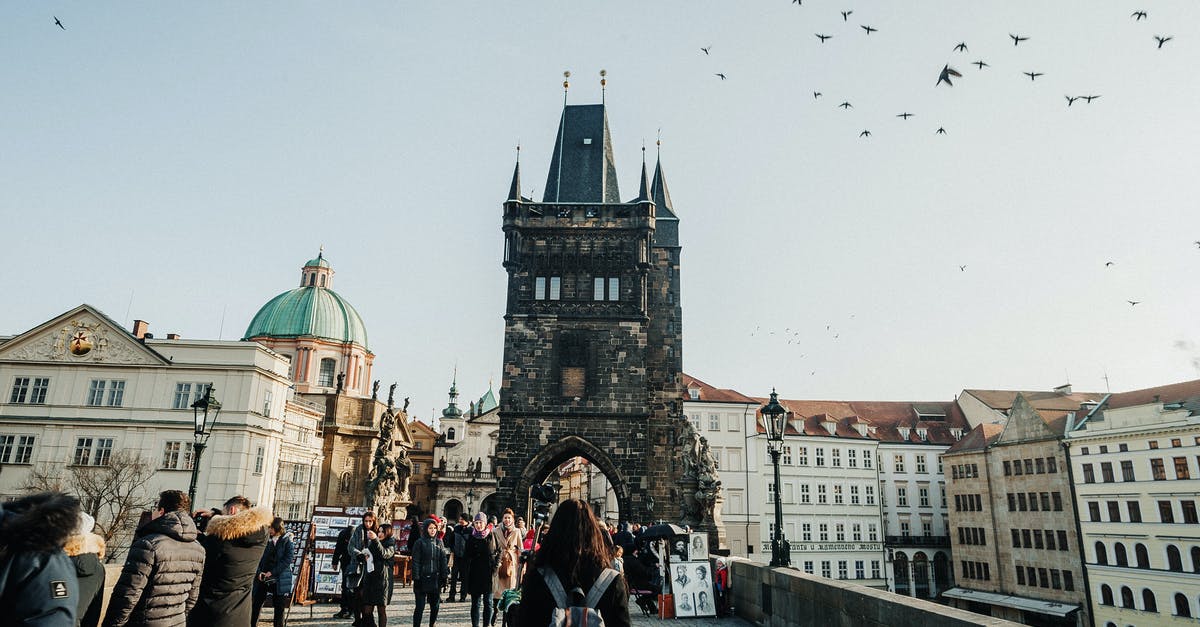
[264,595,749,627]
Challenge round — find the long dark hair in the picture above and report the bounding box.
[531,499,609,587]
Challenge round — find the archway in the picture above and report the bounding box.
[515,435,633,525]
[479,492,504,519]
[442,498,463,521]
[893,552,910,595]
[933,551,952,592]
[912,552,930,599]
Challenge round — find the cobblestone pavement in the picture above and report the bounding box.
[262,594,750,627]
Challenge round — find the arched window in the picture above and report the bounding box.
[1104,623,1115,627]
[308,273,316,286]
[318,358,336,387]
[447,427,456,441]
[1115,542,1128,567]
[1167,545,1183,572]
[1120,586,1134,609]
[1101,584,1114,606]
[1136,543,1150,568]
[1174,593,1191,617]
[1143,589,1157,613]
[319,275,326,287]
[1096,541,1108,565]
[1191,546,1200,573]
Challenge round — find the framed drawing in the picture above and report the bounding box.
[689,533,708,559]
[668,537,690,563]
[673,561,716,618]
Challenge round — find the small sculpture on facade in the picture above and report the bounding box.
[388,383,397,409]
[335,372,345,395]
[372,380,380,401]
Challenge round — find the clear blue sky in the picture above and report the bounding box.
[4,1,1199,419]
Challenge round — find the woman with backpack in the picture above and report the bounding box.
[490,508,522,625]
[516,499,630,627]
[411,518,448,627]
[464,512,500,627]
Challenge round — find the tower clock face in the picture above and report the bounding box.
[69,330,93,356]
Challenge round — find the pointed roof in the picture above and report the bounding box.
[651,155,677,219]
[477,382,498,414]
[633,154,651,202]
[543,104,620,203]
[507,158,522,202]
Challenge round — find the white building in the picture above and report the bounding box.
[681,374,761,557]
[1066,379,1200,625]
[0,304,324,552]
[430,379,501,519]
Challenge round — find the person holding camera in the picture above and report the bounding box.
[411,518,448,627]
[188,496,272,627]
[251,517,294,627]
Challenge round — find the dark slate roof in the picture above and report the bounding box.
[633,158,651,202]
[542,104,620,203]
[507,160,521,202]
[651,156,677,219]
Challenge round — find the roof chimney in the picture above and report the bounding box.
[1053,383,1072,395]
[131,320,149,339]
[166,333,181,340]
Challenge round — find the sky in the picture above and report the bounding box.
[4,1,1200,421]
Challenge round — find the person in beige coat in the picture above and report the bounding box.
[489,508,522,625]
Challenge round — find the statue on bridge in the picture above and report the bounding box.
[676,419,727,553]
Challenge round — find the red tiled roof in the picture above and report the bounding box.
[681,373,758,404]
[1105,378,1200,409]
[749,396,970,444]
[945,423,1004,454]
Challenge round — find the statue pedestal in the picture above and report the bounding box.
[678,475,700,528]
[696,493,728,555]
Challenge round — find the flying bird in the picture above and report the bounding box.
[1082,95,1100,103]
[53,16,64,30]
[839,101,853,109]
[861,25,877,34]
[816,33,833,43]
[814,91,823,98]
[841,10,852,21]
[1024,71,1044,81]
[1105,261,1115,267]
[715,73,727,80]
[1010,33,1029,45]
[859,130,871,137]
[937,64,962,86]
[1131,11,1147,20]
[1194,240,1200,248]
[897,112,913,119]
[973,60,989,69]
[1155,35,1172,48]
[1127,300,1141,306]
[936,127,947,134]
[959,265,967,271]
[701,46,712,55]
[1065,95,1079,106]
[954,42,968,52]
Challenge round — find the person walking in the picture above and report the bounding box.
[379,525,398,609]
[104,490,207,627]
[352,511,393,627]
[332,524,355,619]
[489,509,521,625]
[66,511,107,627]
[411,518,448,627]
[444,514,469,603]
[0,491,81,626]
[251,517,295,627]
[515,499,630,627]
[187,496,271,627]
[463,513,500,627]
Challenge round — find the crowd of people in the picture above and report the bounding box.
[0,489,718,627]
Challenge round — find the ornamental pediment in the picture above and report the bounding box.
[0,304,169,366]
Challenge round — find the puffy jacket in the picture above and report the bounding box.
[65,532,107,627]
[187,506,270,627]
[0,492,81,627]
[103,510,206,627]
[411,522,448,594]
[254,532,295,598]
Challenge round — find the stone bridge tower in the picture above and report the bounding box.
[494,98,683,523]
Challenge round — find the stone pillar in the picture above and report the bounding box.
[908,561,917,597]
[927,562,937,598]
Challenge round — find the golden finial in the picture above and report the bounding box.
[600,69,607,104]
[563,70,571,90]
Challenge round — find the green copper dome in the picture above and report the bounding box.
[243,254,368,348]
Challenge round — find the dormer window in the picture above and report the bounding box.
[950,428,963,441]
[823,421,836,436]
[899,427,911,440]
[917,428,928,441]
[688,387,700,401]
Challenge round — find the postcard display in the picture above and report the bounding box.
[281,519,313,598]
[667,533,716,618]
[310,505,370,597]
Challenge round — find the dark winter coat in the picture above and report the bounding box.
[612,523,635,554]
[65,532,108,627]
[332,526,352,570]
[103,510,206,627]
[411,524,448,594]
[0,492,80,627]
[254,532,295,598]
[463,530,500,596]
[362,535,395,606]
[186,506,271,627]
[517,565,630,627]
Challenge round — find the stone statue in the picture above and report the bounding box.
[365,406,412,520]
[388,383,397,409]
[675,418,725,550]
[394,447,414,500]
[335,372,345,395]
[403,396,410,412]
[372,380,380,400]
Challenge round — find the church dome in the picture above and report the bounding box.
[243,253,369,349]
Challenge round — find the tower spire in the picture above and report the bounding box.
[507,144,522,201]
[651,138,675,217]
[635,143,651,202]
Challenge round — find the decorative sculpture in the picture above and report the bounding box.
[372,380,380,400]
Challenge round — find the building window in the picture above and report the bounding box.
[919,487,930,508]
[863,453,873,469]
[161,441,195,470]
[850,485,859,504]
[535,276,547,300]
[819,524,828,542]
[1174,593,1191,618]
[73,437,113,466]
[1168,546,1184,571]
[800,484,810,504]
[838,561,848,579]
[1121,460,1135,481]
[173,382,207,409]
[782,446,793,465]
[1182,500,1198,524]
[1174,457,1191,480]
[834,485,843,504]
[1106,501,1121,522]
[1151,458,1166,480]
[1052,492,1063,511]
[916,456,927,474]
[262,389,273,417]
[821,561,831,578]
[1159,500,1175,523]
[798,447,808,465]
[816,448,825,466]
[868,524,878,541]
[897,487,908,507]
[318,359,337,387]
[709,414,720,431]
[254,446,265,474]
[802,523,812,542]
[848,449,857,467]
[1082,463,1095,483]
[1045,529,1056,550]
[1100,462,1114,483]
[10,377,51,404]
[9,377,28,404]
[803,561,814,574]
[549,276,561,300]
[836,523,845,541]
[817,484,827,504]
[894,455,905,473]
[1143,589,1158,613]
[865,485,875,505]
[86,379,125,407]
[832,449,841,467]
[1127,501,1142,522]
[1036,458,1046,474]
[900,522,910,537]
[0,435,36,464]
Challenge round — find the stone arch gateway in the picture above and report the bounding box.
[493,99,687,527]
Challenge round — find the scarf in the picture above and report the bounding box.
[472,523,494,539]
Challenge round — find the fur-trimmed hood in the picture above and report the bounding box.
[64,531,106,559]
[0,492,80,553]
[204,506,272,541]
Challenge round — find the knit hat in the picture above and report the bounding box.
[474,511,488,523]
[75,511,95,536]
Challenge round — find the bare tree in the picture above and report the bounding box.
[22,451,157,562]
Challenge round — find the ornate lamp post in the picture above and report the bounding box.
[187,385,222,507]
[465,488,477,515]
[761,389,791,567]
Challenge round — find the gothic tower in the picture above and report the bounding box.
[494,100,684,522]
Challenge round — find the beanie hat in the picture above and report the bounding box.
[474,511,488,523]
[75,511,95,536]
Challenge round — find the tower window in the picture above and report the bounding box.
[593,277,620,301]
[549,277,561,300]
[559,331,588,398]
[535,276,561,301]
[318,358,337,387]
[319,275,326,287]
[535,277,546,300]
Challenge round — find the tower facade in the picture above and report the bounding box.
[494,102,684,522]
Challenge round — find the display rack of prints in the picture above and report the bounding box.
[310,506,367,596]
[283,520,312,580]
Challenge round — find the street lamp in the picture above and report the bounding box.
[761,388,791,567]
[465,488,477,515]
[187,385,222,507]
